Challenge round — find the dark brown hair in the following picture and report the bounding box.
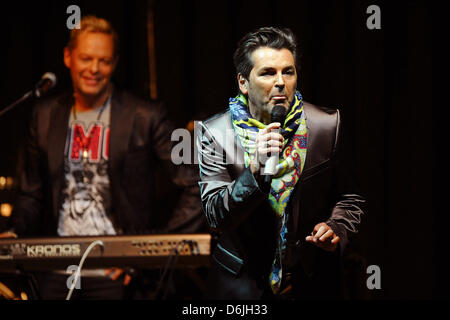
[233,27,298,79]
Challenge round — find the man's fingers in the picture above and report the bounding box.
[258,140,283,153]
[260,139,283,148]
[265,122,281,131]
[257,134,284,160]
[0,231,18,239]
[258,124,277,136]
[314,226,327,240]
[264,132,284,142]
[256,126,285,161]
[105,268,133,285]
[306,223,339,252]
[331,236,340,244]
[112,269,123,280]
[105,268,123,280]
[319,230,334,242]
[258,131,284,143]
[124,274,132,286]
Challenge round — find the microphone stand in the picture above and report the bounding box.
[0,90,33,118]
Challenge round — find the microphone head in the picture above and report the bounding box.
[41,72,57,87]
[271,105,287,125]
[35,72,57,97]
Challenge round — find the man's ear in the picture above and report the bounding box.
[237,73,248,95]
[63,47,71,69]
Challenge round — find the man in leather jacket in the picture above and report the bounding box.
[196,27,365,299]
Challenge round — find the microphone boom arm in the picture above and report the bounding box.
[0,72,56,118]
[0,90,33,118]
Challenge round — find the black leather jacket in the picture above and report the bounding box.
[12,88,203,236]
[197,102,365,299]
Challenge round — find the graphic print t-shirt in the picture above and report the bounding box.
[58,97,116,236]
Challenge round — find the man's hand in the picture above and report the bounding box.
[250,122,284,177]
[104,268,132,286]
[305,222,340,252]
[0,231,18,239]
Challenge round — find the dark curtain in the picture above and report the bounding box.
[0,0,434,299]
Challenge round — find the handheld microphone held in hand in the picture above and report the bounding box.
[263,105,287,185]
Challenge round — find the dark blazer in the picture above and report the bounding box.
[12,88,183,236]
[197,102,365,299]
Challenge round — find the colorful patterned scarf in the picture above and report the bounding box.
[229,91,307,294]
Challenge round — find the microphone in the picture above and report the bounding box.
[0,72,57,118]
[263,105,287,185]
[34,72,57,97]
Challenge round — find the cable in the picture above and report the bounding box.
[153,240,184,298]
[65,240,104,300]
[152,240,187,299]
[0,281,17,300]
[162,246,183,299]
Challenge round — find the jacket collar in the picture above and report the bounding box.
[109,88,135,172]
[48,92,72,179]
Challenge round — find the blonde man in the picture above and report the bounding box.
[8,15,200,299]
